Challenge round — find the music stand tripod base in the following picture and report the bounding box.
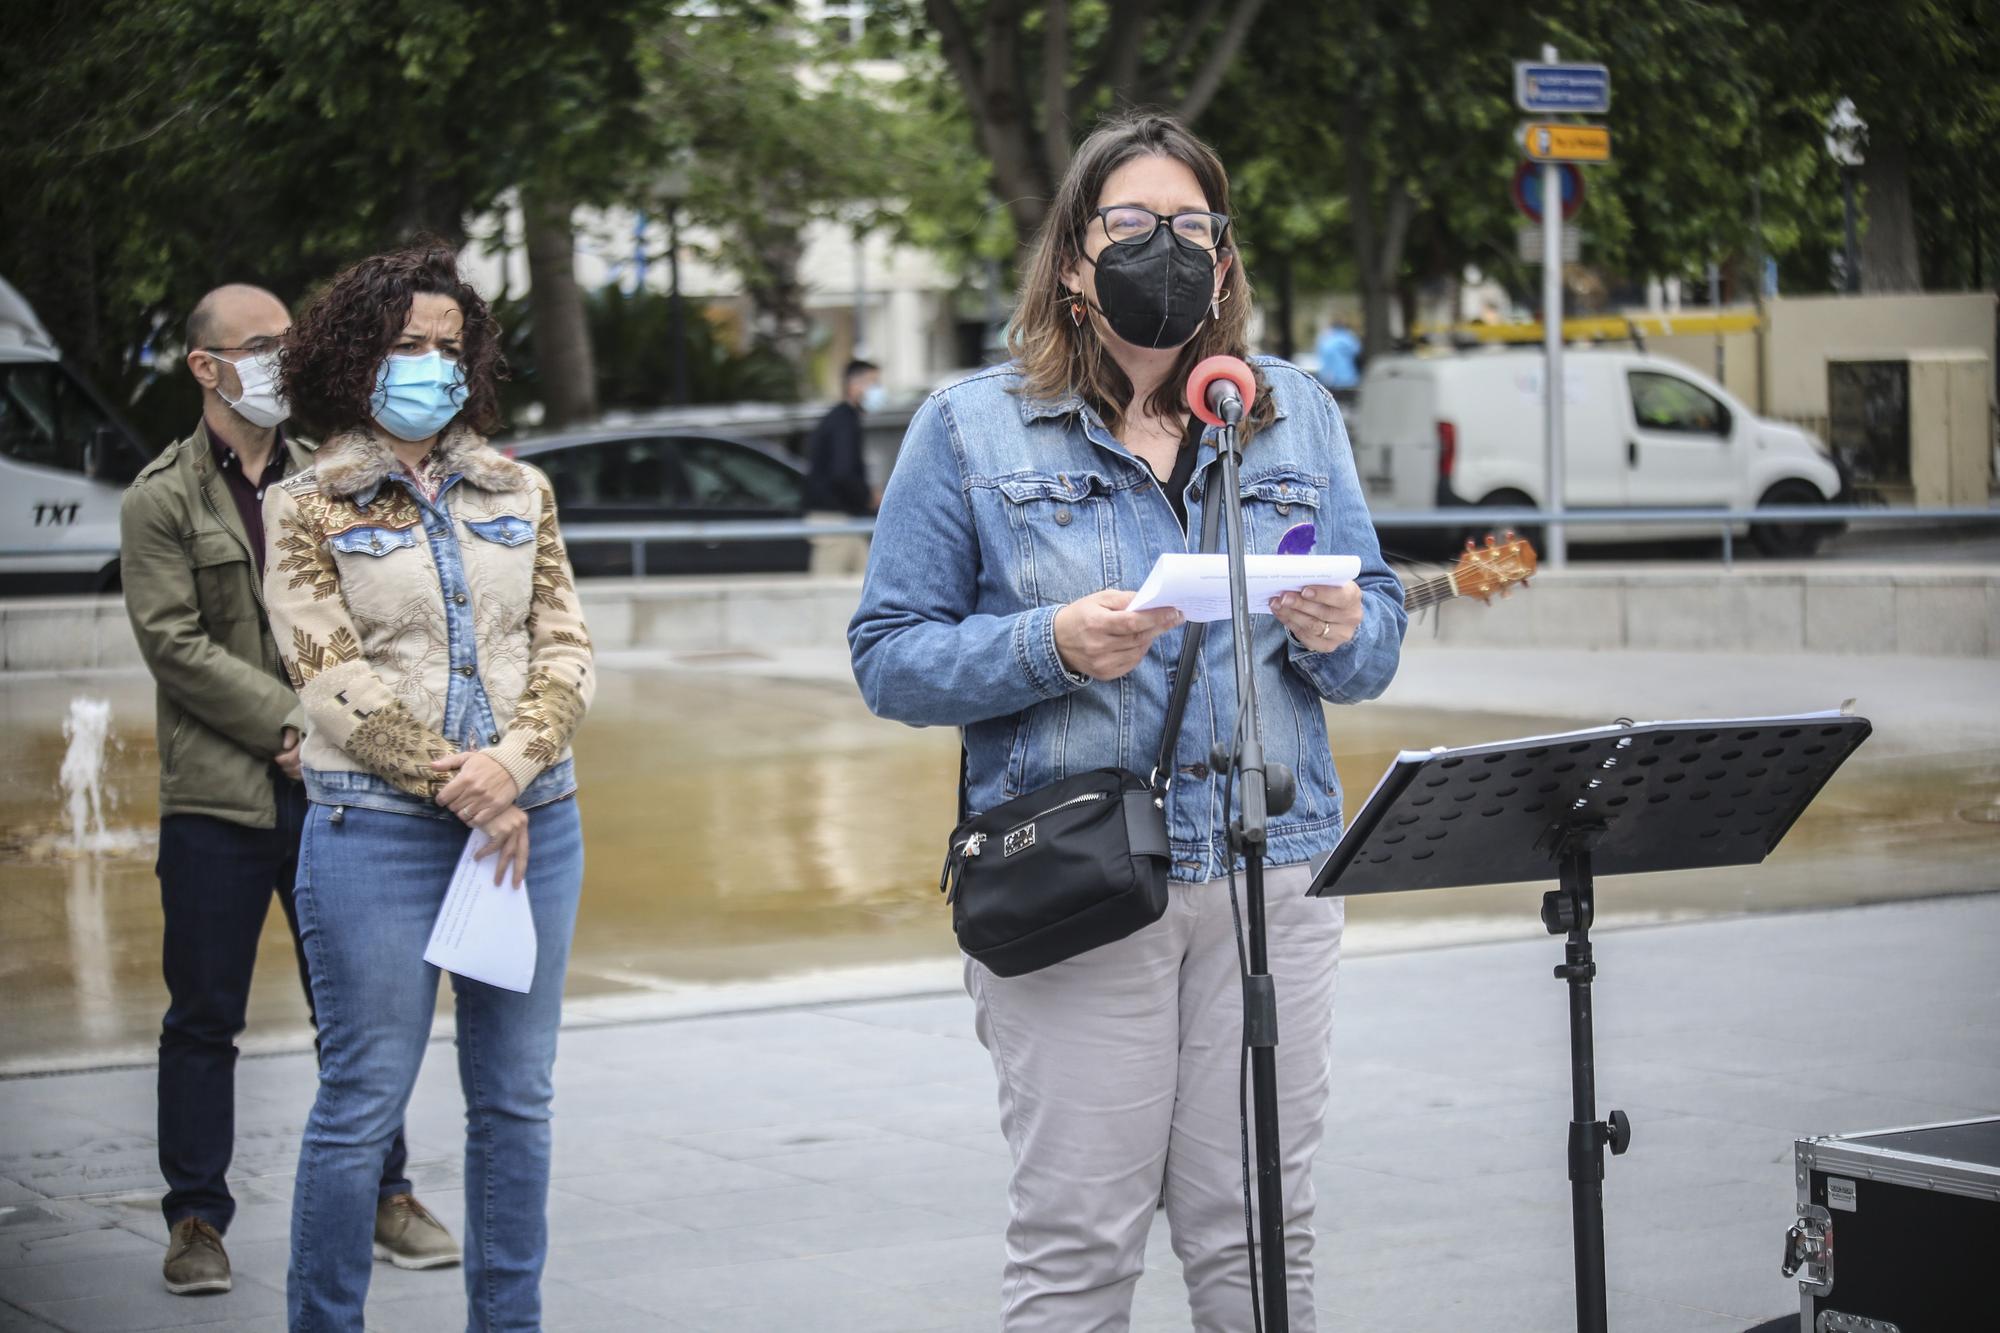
[1307,713,1872,1333]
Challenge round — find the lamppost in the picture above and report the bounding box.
[657,158,693,406]
[1825,98,1866,294]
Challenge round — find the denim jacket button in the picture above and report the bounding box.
[1054,509,1073,526]
[488,732,502,745]
[454,592,467,605]
[458,664,475,677]
[1276,503,1293,516]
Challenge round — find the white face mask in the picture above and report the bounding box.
[860,382,888,413]
[214,349,290,429]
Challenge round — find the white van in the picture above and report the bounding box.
[0,277,151,593]
[1351,346,1844,554]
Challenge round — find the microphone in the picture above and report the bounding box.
[1186,355,1257,427]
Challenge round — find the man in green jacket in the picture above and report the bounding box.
[122,284,456,1295]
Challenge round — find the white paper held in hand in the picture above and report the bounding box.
[423,826,537,992]
[1126,553,1362,623]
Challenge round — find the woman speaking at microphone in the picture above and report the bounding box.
[849,114,1405,1329]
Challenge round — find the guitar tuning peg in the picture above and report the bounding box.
[1484,533,1498,548]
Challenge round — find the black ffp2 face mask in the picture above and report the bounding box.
[1082,227,1216,350]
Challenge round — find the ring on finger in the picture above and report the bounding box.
[1321,620,1333,638]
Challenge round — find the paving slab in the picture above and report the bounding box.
[2,893,1995,1331]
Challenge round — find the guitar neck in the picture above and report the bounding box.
[1402,570,1457,611]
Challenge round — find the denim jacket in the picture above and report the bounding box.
[849,358,1406,881]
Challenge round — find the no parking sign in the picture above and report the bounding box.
[1512,160,1583,222]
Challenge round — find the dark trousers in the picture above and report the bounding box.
[158,778,412,1233]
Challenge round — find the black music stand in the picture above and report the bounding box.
[1307,713,1872,1333]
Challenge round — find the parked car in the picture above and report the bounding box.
[1350,346,1844,555]
[0,276,153,594]
[508,425,814,576]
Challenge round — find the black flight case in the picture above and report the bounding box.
[1782,1116,2000,1331]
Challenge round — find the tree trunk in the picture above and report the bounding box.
[1272,251,1295,360]
[740,220,810,397]
[1342,92,1410,356]
[521,187,599,428]
[1858,127,1922,293]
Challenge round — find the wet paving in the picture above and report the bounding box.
[3,664,1996,1073]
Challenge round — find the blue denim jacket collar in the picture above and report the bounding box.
[1013,385,1291,426]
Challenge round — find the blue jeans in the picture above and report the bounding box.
[287,797,583,1332]
[157,779,412,1234]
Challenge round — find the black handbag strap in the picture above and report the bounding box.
[1149,416,1224,792]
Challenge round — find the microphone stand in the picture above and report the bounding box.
[1210,395,1296,1331]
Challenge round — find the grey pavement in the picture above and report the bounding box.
[4,892,1996,1332]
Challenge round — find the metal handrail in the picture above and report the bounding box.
[6,505,1993,576]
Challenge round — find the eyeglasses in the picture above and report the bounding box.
[1094,206,1231,252]
[201,336,282,356]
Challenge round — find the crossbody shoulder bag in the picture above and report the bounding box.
[940,416,1220,977]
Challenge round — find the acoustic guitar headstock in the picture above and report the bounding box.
[1451,532,1538,603]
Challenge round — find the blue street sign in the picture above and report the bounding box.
[1515,62,1611,114]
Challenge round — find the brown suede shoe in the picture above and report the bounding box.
[163,1217,231,1295]
[373,1193,461,1270]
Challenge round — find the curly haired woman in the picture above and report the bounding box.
[263,244,592,1331]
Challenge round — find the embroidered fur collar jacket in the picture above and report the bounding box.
[261,423,594,803]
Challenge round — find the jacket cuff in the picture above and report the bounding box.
[1017,604,1090,700]
[283,703,308,740]
[483,730,548,797]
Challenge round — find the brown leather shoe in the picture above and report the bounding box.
[373,1193,460,1270]
[163,1216,231,1295]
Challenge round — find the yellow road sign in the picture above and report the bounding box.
[1521,122,1612,164]
[1408,312,1768,342]
[1413,313,1764,344]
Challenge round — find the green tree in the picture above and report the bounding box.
[644,3,984,385]
[1761,0,2000,293]
[0,0,669,434]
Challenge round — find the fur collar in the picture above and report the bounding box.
[314,422,528,500]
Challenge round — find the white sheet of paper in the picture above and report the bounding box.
[1126,553,1362,623]
[423,827,537,993]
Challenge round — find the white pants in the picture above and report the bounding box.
[966,864,1344,1332]
[806,511,870,577]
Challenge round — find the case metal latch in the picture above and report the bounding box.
[1781,1203,1834,1295]
[1815,1314,1901,1333]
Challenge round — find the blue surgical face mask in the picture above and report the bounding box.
[860,383,888,413]
[369,351,469,442]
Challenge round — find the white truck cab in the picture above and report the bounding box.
[0,277,151,593]
[1351,345,1844,554]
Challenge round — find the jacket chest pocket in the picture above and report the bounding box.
[189,530,254,624]
[996,472,1118,606]
[457,511,537,625]
[327,524,428,624]
[1238,467,1324,554]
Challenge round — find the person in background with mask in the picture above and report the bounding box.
[803,357,883,575]
[849,115,1405,1329]
[120,284,456,1297]
[265,245,592,1330]
[1313,315,1363,407]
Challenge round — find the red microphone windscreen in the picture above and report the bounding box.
[1186,355,1258,426]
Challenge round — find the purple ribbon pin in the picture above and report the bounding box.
[1276,522,1316,556]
